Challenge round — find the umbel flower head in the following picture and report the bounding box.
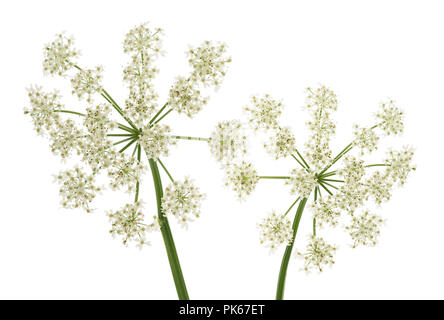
[208,120,247,164]
[258,211,293,251]
[231,84,415,274]
[25,22,231,248]
[161,177,205,228]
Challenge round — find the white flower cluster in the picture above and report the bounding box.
[49,119,83,159]
[71,66,104,103]
[364,171,393,205]
[305,85,338,111]
[24,86,62,134]
[43,33,79,76]
[83,104,116,141]
[244,94,283,131]
[352,124,379,155]
[286,168,318,198]
[346,211,383,248]
[334,184,367,213]
[107,201,153,248]
[123,23,163,125]
[258,211,293,251]
[79,135,115,172]
[385,147,416,186]
[225,161,259,200]
[264,126,296,159]
[168,42,231,118]
[187,41,231,87]
[108,154,145,192]
[311,197,341,227]
[139,124,175,160]
[161,177,205,228]
[338,156,365,185]
[303,235,337,273]
[56,167,101,213]
[304,86,337,171]
[208,120,247,164]
[167,77,208,118]
[375,100,404,136]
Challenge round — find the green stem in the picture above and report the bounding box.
[318,143,353,176]
[108,133,136,137]
[259,176,290,180]
[313,187,318,236]
[276,197,308,300]
[55,109,85,117]
[157,158,175,183]
[318,170,337,179]
[148,158,189,300]
[118,138,137,153]
[149,103,168,124]
[295,149,310,169]
[134,145,141,202]
[318,181,333,195]
[113,136,134,146]
[321,181,338,190]
[153,108,173,125]
[101,89,138,131]
[283,197,300,217]
[291,154,308,170]
[321,178,344,183]
[55,109,136,134]
[365,164,389,168]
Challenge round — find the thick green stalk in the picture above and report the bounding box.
[276,197,308,300]
[148,158,189,300]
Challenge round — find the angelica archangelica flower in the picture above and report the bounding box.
[56,167,101,213]
[364,171,393,205]
[167,76,208,118]
[303,235,337,273]
[375,100,404,136]
[346,211,383,248]
[49,119,83,159]
[107,154,145,192]
[83,104,116,141]
[24,86,62,134]
[225,161,259,200]
[79,135,115,172]
[311,197,341,227]
[107,201,151,248]
[234,84,414,298]
[71,66,104,103]
[27,23,233,299]
[208,120,247,163]
[123,23,163,56]
[258,211,293,251]
[122,23,163,126]
[188,41,231,87]
[43,33,79,76]
[305,85,338,111]
[352,124,379,155]
[385,147,416,186]
[139,124,176,159]
[244,94,283,131]
[264,126,296,159]
[161,178,205,228]
[286,168,318,198]
[304,86,337,171]
[338,156,365,185]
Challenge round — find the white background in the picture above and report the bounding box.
[1,0,443,300]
